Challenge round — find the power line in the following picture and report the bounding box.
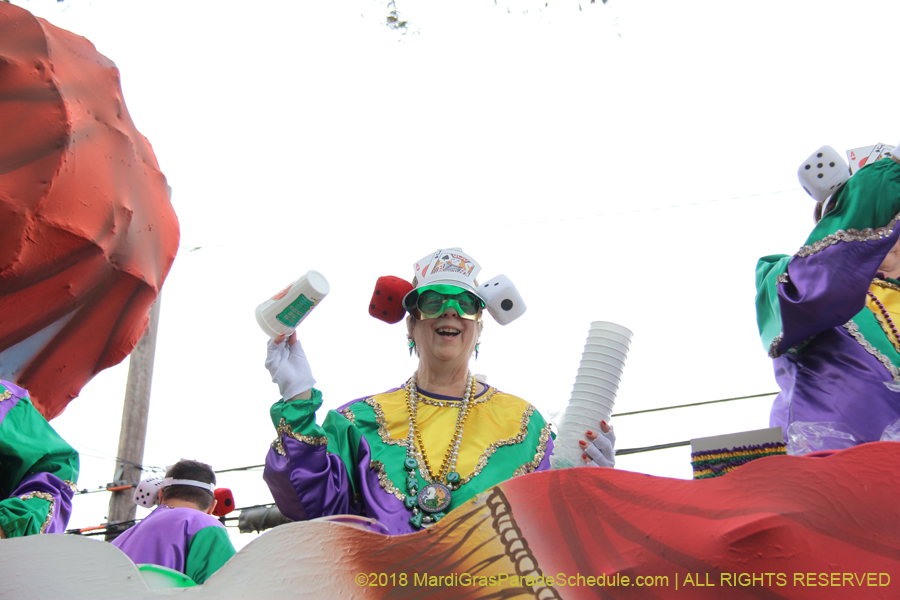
[612,391,777,418]
[216,464,264,474]
[616,441,689,456]
[72,464,264,496]
[69,391,779,496]
[66,503,280,536]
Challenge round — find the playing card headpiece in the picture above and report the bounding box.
[846,142,897,175]
[132,476,217,508]
[368,248,527,326]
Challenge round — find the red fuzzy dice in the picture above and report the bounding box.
[369,276,413,324]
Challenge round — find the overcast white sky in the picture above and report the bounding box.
[12,0,900,549]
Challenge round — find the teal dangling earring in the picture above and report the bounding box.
[475,342,480,360]
[409,339,416,357]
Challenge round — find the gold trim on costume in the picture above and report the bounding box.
[512,422,553,478]
[64,480,78,493]
[271,418,328,456]
[769,332,817,358]
[796,218,900,258]
[776,273,789,284]
[270,437,285,456]
[768,333,784,358]
[843,319,900,381]
[364,396,410,448]
[418,386,498,407]
[0,390,12,402]
[369,460,406,502]
[461,405,536,485]
[339,407,356,425]
[872,278,900,294]
[18,491,55,533]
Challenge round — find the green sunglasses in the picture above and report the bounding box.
[409,285,484,321]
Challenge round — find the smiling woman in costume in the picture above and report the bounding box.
[263,249,615,534]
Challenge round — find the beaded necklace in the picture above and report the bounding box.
[867,288,900,352]
[403,372,475,529]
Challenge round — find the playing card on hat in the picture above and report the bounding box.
[412,248,482,295]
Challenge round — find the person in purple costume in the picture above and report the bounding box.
[0,379,78,539]
[756,146,900,452]
[111,460,236,584]
[262,248,616,535]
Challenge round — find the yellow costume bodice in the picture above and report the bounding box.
[372,385,535,480]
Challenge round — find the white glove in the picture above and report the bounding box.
[265,334,316,400]
[581,424,616,468]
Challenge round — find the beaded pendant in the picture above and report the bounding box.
[404,374,474,529]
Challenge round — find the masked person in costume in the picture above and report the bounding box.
[263,249,615,534]
[756,145,900,452]
[0,380,79,538]
[111,460,236,584]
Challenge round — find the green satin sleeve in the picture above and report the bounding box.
[755,254,791,353]
[0,394,78,538]
[320,408,363,496]
[0,395,78,498]
[269,389,362,495]
[269,388,326,438]
[184,525,237,584]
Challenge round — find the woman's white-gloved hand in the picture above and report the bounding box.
[579,420,616,468]
[265,332,316,400]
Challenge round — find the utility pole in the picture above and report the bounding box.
[105,294,161,540]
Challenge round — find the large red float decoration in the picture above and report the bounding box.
[219,442,900,599]
[6,443,900,597]
[0,3,179,419]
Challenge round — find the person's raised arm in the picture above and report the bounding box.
[265,332,314,401]
[757,158,900,356]
[262,333,358,522]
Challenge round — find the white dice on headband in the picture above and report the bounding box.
[478,274,527,325]
[133,476,165,508]
[132,477,216,507]
[798,145,851,203]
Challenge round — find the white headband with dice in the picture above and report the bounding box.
[132,476,216,507]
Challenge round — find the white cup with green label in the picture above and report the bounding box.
[255,270,330,338]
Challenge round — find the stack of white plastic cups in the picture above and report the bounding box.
[550,321,633,469]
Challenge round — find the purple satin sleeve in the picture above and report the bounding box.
[0,381,21,422]
[536,437,554,471]
[776,227,900,353]
[770,327,900,444]
[263,438,353,522]
[9,472,73,534]
[264,430,422,535]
